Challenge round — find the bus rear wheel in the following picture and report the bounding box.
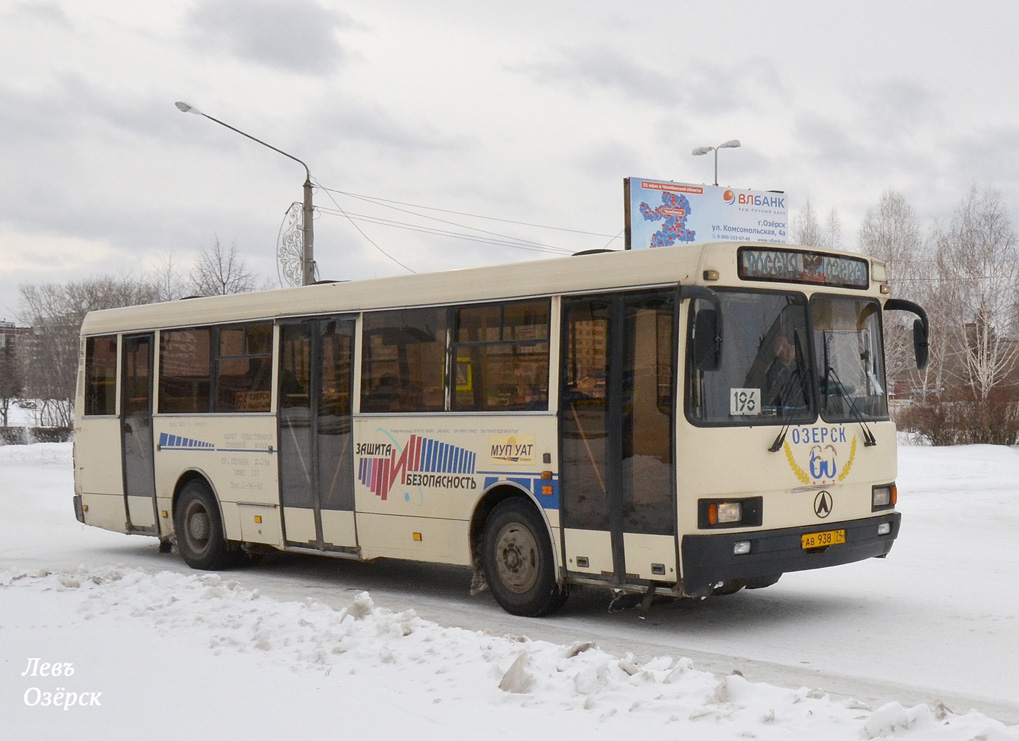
[174,481,230,570]
[482,499,567,617]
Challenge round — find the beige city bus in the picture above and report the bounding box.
[72,242,928,616]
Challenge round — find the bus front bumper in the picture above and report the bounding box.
[680,512,901,597]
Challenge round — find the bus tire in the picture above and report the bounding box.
[174,480,230,571]
[482,499,566,617]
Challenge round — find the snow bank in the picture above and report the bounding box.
[2,564,1014,740]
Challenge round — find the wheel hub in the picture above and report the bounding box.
[495,524,538,593]
[187,508,210,542]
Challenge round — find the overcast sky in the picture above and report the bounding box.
[2,0,1018,319]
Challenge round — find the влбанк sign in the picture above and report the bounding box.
[624,178,788,249]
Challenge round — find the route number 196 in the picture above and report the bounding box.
[730,387,761,416]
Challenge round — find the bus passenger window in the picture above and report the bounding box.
[159,328,212,413]
[84,335,118,416]
[452,299,550,412]
[361,308,448,413]
[215,323,272,413]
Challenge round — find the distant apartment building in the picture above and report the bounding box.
[0,320,29,351]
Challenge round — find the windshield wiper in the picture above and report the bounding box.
[823,362,877,447]
[769,423,790,453]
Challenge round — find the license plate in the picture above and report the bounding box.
[801,529,846,549]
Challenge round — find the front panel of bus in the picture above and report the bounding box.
[675,247,900,596]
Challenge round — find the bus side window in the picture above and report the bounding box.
[215,323,272,413]
[84,335,118,416]
[159,328,212,413]
[361,308,448,413]
[452,299,550,412]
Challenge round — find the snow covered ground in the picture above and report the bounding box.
[1,441,1017,740]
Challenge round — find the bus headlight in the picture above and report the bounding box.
[710,502,742,525]
[698,497,763,528]
[872,484,897,511]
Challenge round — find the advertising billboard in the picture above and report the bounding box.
[624,178,788,249]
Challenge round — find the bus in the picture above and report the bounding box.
[72,242,928,616]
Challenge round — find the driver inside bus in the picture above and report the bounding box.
[764,333,805,409]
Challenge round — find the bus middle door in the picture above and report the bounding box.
[278,317,357,552]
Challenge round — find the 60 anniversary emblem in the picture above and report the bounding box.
[783,426,857,485]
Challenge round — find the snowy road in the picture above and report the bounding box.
[2,442,1018,730]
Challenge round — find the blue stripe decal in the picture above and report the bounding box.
[479,473,560,510]
[156,432,273,454]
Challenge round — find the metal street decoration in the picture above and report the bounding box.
[277,202,304,287]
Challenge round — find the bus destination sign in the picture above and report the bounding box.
[738,247,869,289]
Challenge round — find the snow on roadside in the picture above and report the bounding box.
[2,564,1015,740]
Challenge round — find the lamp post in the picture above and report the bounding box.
[175,101,315,286]
[691,139,741,186]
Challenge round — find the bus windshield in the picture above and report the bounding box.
[687,291,888,426]
[812,295,888,422]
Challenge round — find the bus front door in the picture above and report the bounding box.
[278,317,357,551]
[121,333,157,532]
[560,291,677,587]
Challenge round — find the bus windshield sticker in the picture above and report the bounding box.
[738,248,868,289]
[730,388,761,416]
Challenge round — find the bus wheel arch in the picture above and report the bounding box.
[472,487,567,616]
[172,474,231,571]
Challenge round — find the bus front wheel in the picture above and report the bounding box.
[174,481,230,570]
[482,499,566,617]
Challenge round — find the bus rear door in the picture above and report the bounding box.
[121,333,158,532]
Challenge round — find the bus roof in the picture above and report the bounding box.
[80,242,882,335]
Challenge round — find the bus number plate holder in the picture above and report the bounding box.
[801,529,846,549]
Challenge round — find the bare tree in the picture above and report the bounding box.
[825,208,843,251]
[935,187,1019,402]
[858,190,927,387]
[792,199,821,246]
[189,237,267,296]
[150,251,189,302]
[898,187,1019,444]
[792,199,842,250]
[905,239,956,405]
[858,190,923,278]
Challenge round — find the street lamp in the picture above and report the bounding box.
[692,139,741,186]
[175,101,315,286]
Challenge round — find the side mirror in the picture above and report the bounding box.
[693,308,721,371]
[884,299,929,371]
[912,318,929,371]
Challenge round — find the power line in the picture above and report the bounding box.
[318,186,620,239]
[314,207,574,255]
[322,196,575,252]
[315,183,416,274]
[310,180,624,269]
